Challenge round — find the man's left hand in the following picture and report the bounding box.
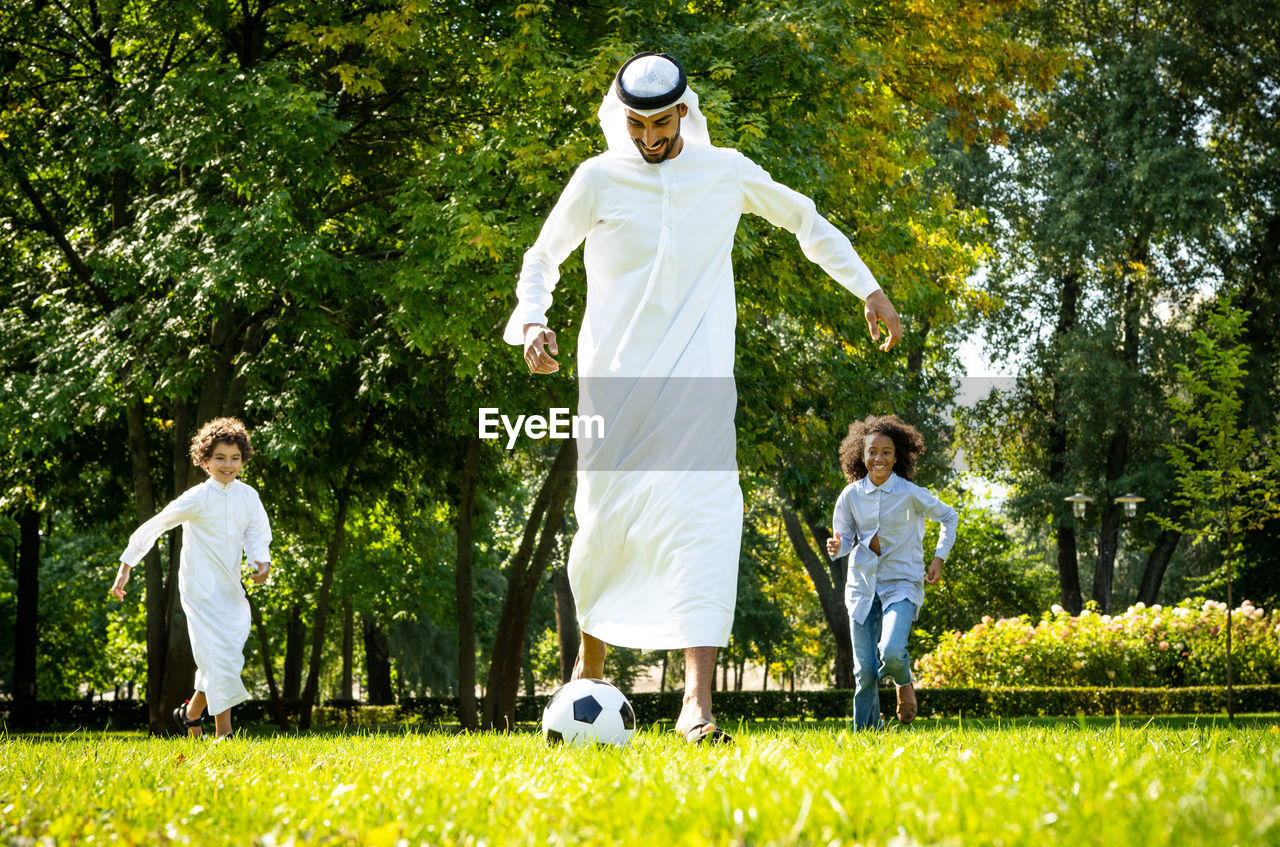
[250,561,271,585]
[864,289,903,352]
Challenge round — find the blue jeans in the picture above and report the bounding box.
[850,595,915,729]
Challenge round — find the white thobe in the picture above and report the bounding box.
[504,142,879,649]
[121,476,272,715]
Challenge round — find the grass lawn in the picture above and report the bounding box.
[3,716,1278,845]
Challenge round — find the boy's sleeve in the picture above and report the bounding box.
[915,487,959,561]
[119,486,204,567]
[243,493,272,563]
[829,488,858,560]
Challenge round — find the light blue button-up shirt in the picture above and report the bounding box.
[828,472,958,625]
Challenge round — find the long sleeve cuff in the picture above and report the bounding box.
[119,545,149,568]
[503,305,549,345]
[806,215,881,300]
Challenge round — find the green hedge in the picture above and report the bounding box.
[6,686,1280,730]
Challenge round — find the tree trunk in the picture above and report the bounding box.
[158,396,198,727]
[482,440,576,730]
[1055,525,1083,614]
[13,507,40,701]
[455,436,482,730]
[192,308,239,431]
[1048,270,1083,613]
[300,486,353,730]
[1224,465,1235,722]
[249,595,289,730]
[283,603,305,700]
[1091,424,1131,614]
[340,595,354,700]
[1092,509,1119,613]
[781,507,854,688]
[126,402,175,735]
[159,582,197,725]
[1092,248,1145,614]
[171,399,192,494]
[362,614,395,705]
[1136,529,1182,606]
[552,567,578,685]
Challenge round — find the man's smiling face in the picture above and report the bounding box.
[626,103,688,163]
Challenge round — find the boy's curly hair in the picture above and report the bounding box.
[838,414,925,482]
[190,417,254,467]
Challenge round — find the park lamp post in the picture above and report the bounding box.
[1064,491,1146,600]
[1114,493,1146,518]
[1065,492,1094,519]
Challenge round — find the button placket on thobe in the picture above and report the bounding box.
[658,165,678,300]
[611,164,674,370]
[213,482,237,579]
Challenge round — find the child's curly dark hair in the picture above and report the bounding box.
[838,414,925,482]
[190,417,254,467]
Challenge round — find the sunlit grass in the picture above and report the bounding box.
[3,717,1278,845]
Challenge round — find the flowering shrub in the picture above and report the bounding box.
[915,598,1280,688]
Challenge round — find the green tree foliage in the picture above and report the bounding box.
[0,0,1067,715]
[1155,296,1280,718]
[955,0,1277,614]
[912,497,1057,657]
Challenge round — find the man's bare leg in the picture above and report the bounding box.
[212,709,233,739]
[572,629,607,679]
[674,646,719,738]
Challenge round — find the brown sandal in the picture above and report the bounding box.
[896,683,917,724]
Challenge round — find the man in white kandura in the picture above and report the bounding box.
[504,52,902,743]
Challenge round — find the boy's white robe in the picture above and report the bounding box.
[505,137,879,649]
[121,476,272,715]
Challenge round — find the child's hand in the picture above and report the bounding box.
[109,563,132,600]
[250,561,271,585]
[925,557,944,585]
[826,531,843,557]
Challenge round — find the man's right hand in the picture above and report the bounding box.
[863,289,903,352]
[523,324,559,374]
[109,563,131,600]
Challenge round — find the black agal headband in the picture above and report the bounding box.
[614,52,688,111]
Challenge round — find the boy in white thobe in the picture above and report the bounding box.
[111,417,271,739]
[508,53,903,742]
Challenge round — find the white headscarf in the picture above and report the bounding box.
[596,53,710,157]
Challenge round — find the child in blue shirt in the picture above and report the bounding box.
[826,414,957,728]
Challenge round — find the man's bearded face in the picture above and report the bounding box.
[626,104,687,163]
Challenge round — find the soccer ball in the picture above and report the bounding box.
[541,678,636,747]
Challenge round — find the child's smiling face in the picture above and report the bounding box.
[863,433,896,484]
[201,440,244,484]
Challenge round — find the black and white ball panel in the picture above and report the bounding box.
[541,678,636,747]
